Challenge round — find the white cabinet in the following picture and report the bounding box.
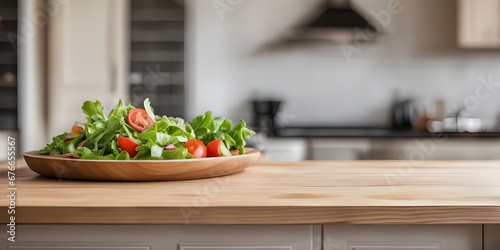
[265,138,500,161]
[178,244,294,250]
[309,138,370,160]
[458,0,500,48]
[484,224,500,250]
[262,138,308,161]
[346,245,437,250]
[6,225,319,250]
[368,138,500,160]
[324,225,482,250]
[8,247,149,250]
[3,225,493,250]
[46,0,129,138]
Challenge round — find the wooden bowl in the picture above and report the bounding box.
[23,148,260,181]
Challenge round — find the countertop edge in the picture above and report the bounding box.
[3,206,500,225]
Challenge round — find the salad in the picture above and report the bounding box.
[39,98,255,160]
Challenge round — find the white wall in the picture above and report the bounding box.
[186,0,500,127]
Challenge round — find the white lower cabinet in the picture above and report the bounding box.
[178,243,294,250]
[484,224,500,250]
[5,225,319,250]
[323,225,482,250]
[3,225,490,250]
[8,248,149,250]
[368,138,500,160]
[309,139,370,160]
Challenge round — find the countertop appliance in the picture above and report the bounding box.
[252,100,283,136]
[391,99,417,130]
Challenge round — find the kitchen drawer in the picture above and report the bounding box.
[369,138,500,160]
[309,138,370,160]
[484,224,500,250]
[262,138,308,161]
[178,243,294,250]
[10,225,319,250]
[324,225,482,250]
[8,247,149,250]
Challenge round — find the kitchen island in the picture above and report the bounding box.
[1,159,500,249]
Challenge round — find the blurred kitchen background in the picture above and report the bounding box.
[2,0,500,161]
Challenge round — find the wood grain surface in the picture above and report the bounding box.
[1,159,500,224]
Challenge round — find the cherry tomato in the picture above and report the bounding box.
[127,108,155,132]
[64,126,85,142]
[206,140,231,157]
[184,139,207,158]
[63,137,74,143]
[118,136,141,158]
[71,126,84,135]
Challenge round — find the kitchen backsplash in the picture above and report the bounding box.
[186,0,500,126]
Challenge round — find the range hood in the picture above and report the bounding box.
[285,0,377,42]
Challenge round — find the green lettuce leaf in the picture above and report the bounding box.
[39,132,68,155]
[75,147,123,160]
[228,119,256,154]
[133,139,193,160]
[82,100,106,123]
[63,133,84,154]
[189,112,255,154]
[108,99,134,120]
[40,99,255,160]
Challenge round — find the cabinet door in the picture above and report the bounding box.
[309,139,370,160]
[12,225,319,250]
[178,243,293,250]
[324,225,482,250]
[47,0,129,137]
[458,0,500,48]
[345,245,437,250]
[8,247,149,250]
[484,224,500,250]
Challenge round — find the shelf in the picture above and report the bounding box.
[0,106,17,111]
[131,22,184,42]
[130,0,186,118]
[132,20,183,23]
[131,37,184,42]
[0,64,17,74]
[131,0,183,9]
[0,52,17,64]
[0,97,18,110]
[0,20,17,30]
[131,9,184,22]
[0,0,18,131]
[0,0,17,8]
[0,41,16,49]
[0,32,16,42]
[0,41,16,47]
[131,49,184,61]
[131,61,184,72]
[0,8,17,20]
[132,41,183,50]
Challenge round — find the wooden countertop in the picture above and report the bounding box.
[1,160,500,224]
